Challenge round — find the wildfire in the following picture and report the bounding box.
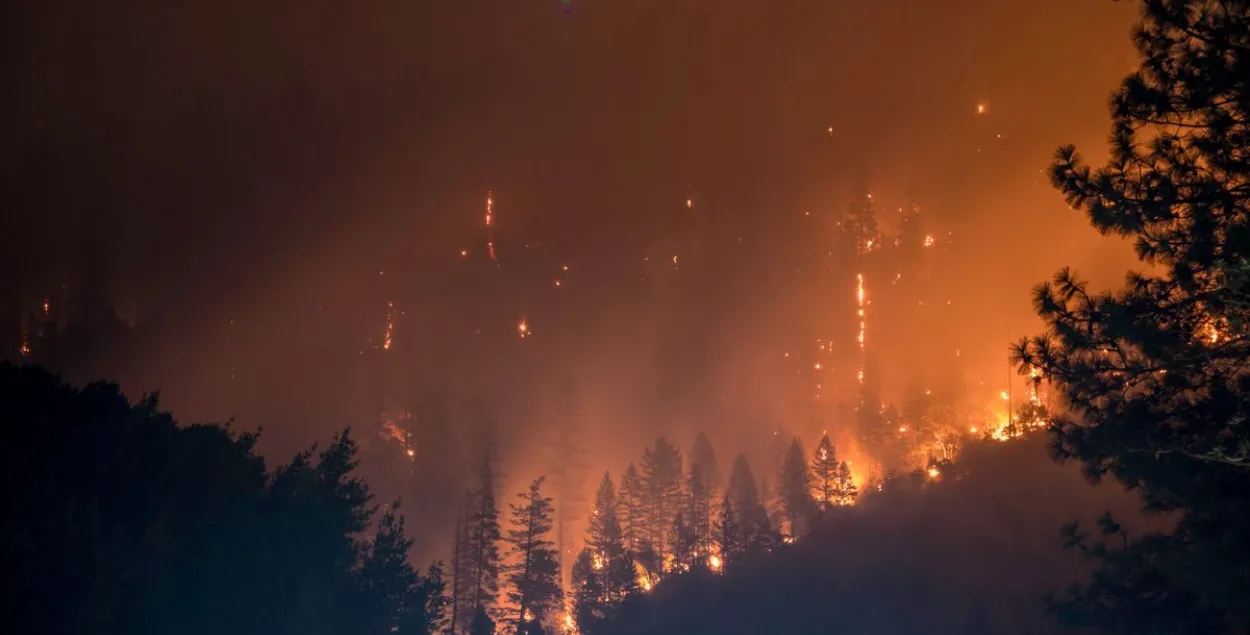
[926,466,941,479]
[383,301,396,351]
[856,272,866,383]
[485,192,498,262]
[709,554,722,571]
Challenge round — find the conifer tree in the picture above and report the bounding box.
[810,434,840,511]
[354,501,426,635]
[640,437,683,574]
[712,493,739,571]
[686,464,713,566]
[569,549,605,635]
[456,436,502,632]
[617,463,647,556]
[543,379,589,592]
[726,454,776,555]
[690,430,722,493]
[1013,2,1250,632]
[667,511,696,572]
[586,473,639,603]
[778,438,816,539]
[419,562,449,635]
[835,461,858,507]
[504,478,562,632]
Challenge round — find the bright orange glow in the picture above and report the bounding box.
[976,102,987,115]
[518,319,530,338]
[708,554,722,571]
[923,235,935,247]
[926,466,941,479]
[383,301,396,351]
[42,298,49,315]
[485,192,498,262]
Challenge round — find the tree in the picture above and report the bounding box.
[777,438,816,539]
[1012,2,1250,633]
[640,437,683,575]
[544,379,590,592]
[810,434,840,511]
[586,473,640,603]
[690,430,721,493]
[835,461,858,507]
[456,434,502,632]
[686,464,713,566]
[711,493,739,571]
[0,363,431,635]
[504,478,562,632]
[618,463,647,556]
[726,454,776,556]
[569,549,605,635]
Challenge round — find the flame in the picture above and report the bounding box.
[709,554,722,571]
[42,298,49,316]
[926,466,941,479]
[485,192,498,262]
[383,301,396,351]
[564,613,576,633]
[518,319,531,338]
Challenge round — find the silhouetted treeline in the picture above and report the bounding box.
[591,439,1147,635]
[1,362,445,635]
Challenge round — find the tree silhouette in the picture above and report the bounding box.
[1013,1,1250,632]
[778,438,816,539]
[641,437,683,576]
[456,431,502,631]
[587,473,641,603]
[810,434,840,511]
[0,363,440,635]
[504,478,562,632]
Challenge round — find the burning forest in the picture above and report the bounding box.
[3,0,1248,634]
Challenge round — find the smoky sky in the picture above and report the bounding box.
[4,0,1147,511]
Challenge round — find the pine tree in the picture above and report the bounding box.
[569,549,605,635]
[810,434,840,511]
[835,461,858,507]
[757,476,783,543]
[778,438,816,540]
[1013,2,1250,632]
[544,379,589,593]
[640,437,683,575]
[667,511,696,572]
[456,437,502,632]
[686,464,713,567]
[586,473,640,603]
[504,478,562,632]
[726,454,776,556]
[711,493,739,572]
[617,463,646,556]
[354,501,426,635]
[419,562,449,635]
[690,430,721,493]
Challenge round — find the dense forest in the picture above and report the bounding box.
[3,1,1247,634]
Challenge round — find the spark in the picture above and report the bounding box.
[42,298,49,315]
[554,280,562,287]
[976,102,987,115]
[19,339,31,357]
[406,448,415,458]
[460,249,468,258]
[813,362,822,371]
[686,198,693,209]
[898,425,908,433]
[518,319,531,338]
[923,235,935,247]
[672,255,679,266]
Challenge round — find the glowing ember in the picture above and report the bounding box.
[405,448,415,458]
[518,319,531,338]
[460,249,468,258]
[976,102,987,115]
[686,198,693,209]
[709,554,722,571]
[19,340,31,357]
[42,298,49,315]
[923,235,935,247]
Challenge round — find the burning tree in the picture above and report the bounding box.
[504,478,563,633]
[777,438,817,540]
[618,463,647,558]
[810,433,841,512]
[1014,1,1250,632]
[586,473,641,603]
[640,437,683,576]
[543,379,590,593]
[454,433,503,632]
[727,454,777,557]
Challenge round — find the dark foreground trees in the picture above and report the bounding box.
[1015,1,1250,633]
[0,362,443,635]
